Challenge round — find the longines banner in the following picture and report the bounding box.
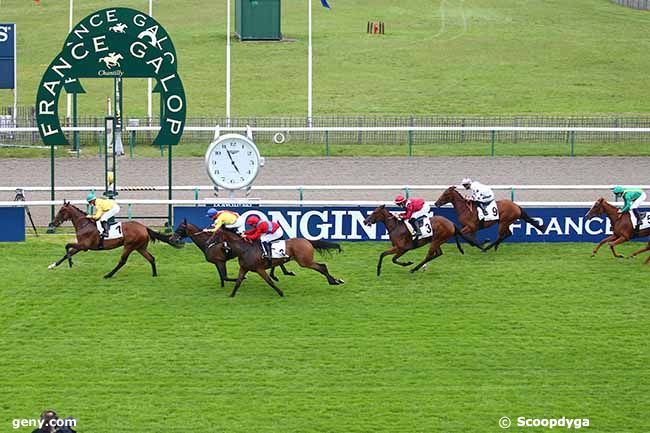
[36,8,185,147]
[0,23,16,89]
[174,206,649,243]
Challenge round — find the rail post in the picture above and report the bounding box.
[129,129,135,158]
[510,187,515,201]
[404,186,410,199]
[491,130,496,156]
[127,204,133,220]
[324,130,330,156]
[166,141,173,232]
[299,187,304,201]
[46,142,56,233]
[194,187,199,202]
[569,130,576,157]
[408,130,413,157]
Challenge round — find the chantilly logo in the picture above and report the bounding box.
[0,25,11,42]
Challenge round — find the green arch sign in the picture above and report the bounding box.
[36,8,186,146]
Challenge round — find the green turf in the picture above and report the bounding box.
[1,0,650,117]
[0,237,647,432]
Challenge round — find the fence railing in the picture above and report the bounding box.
[611,0,650,10]
[2,111,650,153]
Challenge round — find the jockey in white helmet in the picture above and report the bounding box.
[461,178,496,217]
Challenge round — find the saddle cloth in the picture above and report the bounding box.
[270,240,289,258]
[635,212,650,230]
[477,201,499,222]
[96,221,124,240]
[407,218,433,239]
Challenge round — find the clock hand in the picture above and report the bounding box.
[226,149,241,174]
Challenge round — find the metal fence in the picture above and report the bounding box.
[611,0,650,10]
[2,107,650,149]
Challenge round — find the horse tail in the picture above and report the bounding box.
[452,226,466,255]
[147,228,183,249]
[308,239,342,255]
[519,207,546,232]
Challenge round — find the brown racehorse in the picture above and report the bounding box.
[585,198,650,258]
[434,186,545,251]
[213,228,344,297]
[48,201,182,278]
[363,205,471,276]
[629,241,650,264]
[170,220,296,287]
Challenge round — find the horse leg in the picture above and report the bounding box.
[460,227,485,251]
[137,248,157,277]
[629,244,650,259]
[376,247,398,277]
[104,248,134,279]
[49,243,83,269]
[391,250,413,267]
[280,263,296,276]
[592,235,617,257]
[230,267,249,298]
[270,266,279,282]
[255,268,285,297]
[302,261,344,285]
[484,226,512,251]
[608,236,628,259]
[410,244,442,273]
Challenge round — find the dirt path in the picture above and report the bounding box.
[1,156,648,225]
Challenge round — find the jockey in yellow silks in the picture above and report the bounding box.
[203,208,244,248]
[86,193,120,248]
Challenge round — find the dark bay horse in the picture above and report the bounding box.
[48,201,182,278]
[363,205,470,275]
[213,228,344,297]
[434,186,545,251]
[586,198,650,258]
[170,220,296,288]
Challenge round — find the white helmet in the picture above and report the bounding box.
[461,177,472,185]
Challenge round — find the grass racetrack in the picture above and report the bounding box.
[1,237,647,432]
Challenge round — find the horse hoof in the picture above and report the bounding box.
[287,272,296,277]
[103,274,112,279]
[337,279,345,284]
[48,263,56,270]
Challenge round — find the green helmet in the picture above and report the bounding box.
[612,186,624,194]
[86,193,97,202]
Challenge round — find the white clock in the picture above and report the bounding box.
[205,134,263,190]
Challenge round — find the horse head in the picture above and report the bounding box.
[364,205,389,226]
[585,197,606,219]
[51,200,74,227]
[170,219,190,243]
[434,186,458,208]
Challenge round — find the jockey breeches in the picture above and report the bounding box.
[410,203,431,220]
[631,192,647,210]
[261,228,284,243]
[99,205,120,221]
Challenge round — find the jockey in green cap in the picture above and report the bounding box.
[612,186,646,228]
[86,193,120,249]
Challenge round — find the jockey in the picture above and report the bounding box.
[461,177,495,216]
[204,208,244,248]
[612,186,647,227]
[85,193,120,249]
[394,195,430,238]
[242,215,284,263]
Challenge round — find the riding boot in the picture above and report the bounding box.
[409,218,421,239]
[262,242,273,266]
[97,221,109,250]
[633,209,641,229]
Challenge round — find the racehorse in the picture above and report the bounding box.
[629,241,650,264]
[363,205,471,276]
[213,228,344,298]
[48,201,182,278]
[585,198,650,258]
[170,220,297,288]
[434,186,545,251]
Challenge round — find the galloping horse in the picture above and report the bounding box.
[363,205,471,276]
[213,229,344,297]
[434,186,545,251]
[48,201,182,278]
[585,198,650,258]
[170,220,296,288]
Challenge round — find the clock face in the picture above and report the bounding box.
[205,134,261,190]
